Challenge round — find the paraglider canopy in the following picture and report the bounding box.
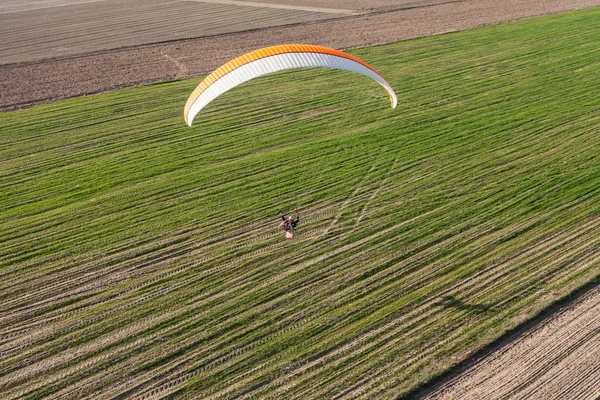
[184,44,397,126]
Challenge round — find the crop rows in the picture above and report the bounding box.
[1,8,600,399]
[0,0,346,65]
[425,284,600,400]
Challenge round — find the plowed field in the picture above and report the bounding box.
[424,285,600,400]
[230,0,459,11]
[0,0,347,65]
[2,0,600,110]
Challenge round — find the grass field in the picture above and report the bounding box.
[1,7,600,399]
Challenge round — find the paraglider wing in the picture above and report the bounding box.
[184,44,397,126]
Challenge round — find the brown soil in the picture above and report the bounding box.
[1,0,600,111]
[0,0,346,64]
[226,0,458,12]
[420,282,600,400]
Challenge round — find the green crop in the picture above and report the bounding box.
[1,7,599,399]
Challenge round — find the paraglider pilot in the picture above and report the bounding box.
[279,213,300,239]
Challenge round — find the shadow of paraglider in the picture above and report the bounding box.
[435,295,493,314]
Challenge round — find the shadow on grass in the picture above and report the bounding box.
[435,295,493,314]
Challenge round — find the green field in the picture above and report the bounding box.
[2,7,600,399]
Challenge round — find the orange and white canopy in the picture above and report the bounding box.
[184,44,397,126]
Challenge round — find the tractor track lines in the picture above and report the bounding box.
[4,11,600,398]
[4,174,599,399]
[354,156,399,228]
[7,192,598,399]
[123,208,529,398]
[0,206,339,353]
[59,209,436,396]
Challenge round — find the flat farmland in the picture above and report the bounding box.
[229,0,460,12]
[0,0,349,64]
[424,284,600,399]
[0,0,106,13]
[3,0,600,110]
[2,8,600,399]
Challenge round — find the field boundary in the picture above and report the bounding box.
[2,0,600,110]
[405,275,600,399]
[191,0,362,15]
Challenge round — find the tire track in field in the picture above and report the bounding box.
[1,201,354,397]
[354,156,399,227]
[100,194,595,398]
[317,157,383,239]
[0,206,339,360]
[223,212,600,400]
[119,204,493,399]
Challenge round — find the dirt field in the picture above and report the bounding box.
[2,2,600,397]
[2,0,600,111]
[0,0,347,64]
[423,284,600,400]
[0,0,104,13]
[230,0,460,11]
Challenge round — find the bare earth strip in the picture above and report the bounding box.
[0,0,106,14]
[225,0,460,12]
[422,284,600,400]
[2,0,600,110]
[192,0,363,15]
